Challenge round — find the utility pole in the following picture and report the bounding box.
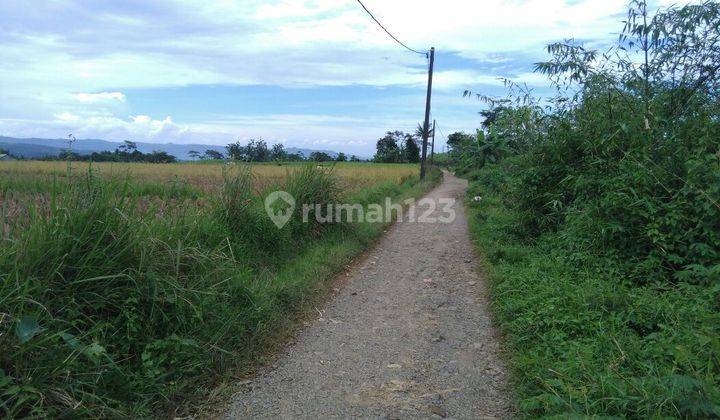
[430,119,436,165]
[420,47,434,180]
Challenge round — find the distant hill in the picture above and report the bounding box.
[0,136,338,160]
[0,142,98,159]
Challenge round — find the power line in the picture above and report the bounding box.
[436,122,448,142]
[354,0,427,56]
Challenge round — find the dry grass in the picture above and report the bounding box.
[0,161,417,194]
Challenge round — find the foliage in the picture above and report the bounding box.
[226,139,270,162]
[403,135,420,163]
[309,151,332,162]
[466,167,720,417]
[203,149,224,160]
[54,141,178,163]
[0,162,440,417]
[458,0,720,416]
[270,143,287,161]
[373,130,421,163]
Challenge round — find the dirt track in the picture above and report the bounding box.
[224,172,511,419]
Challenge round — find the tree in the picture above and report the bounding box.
[115,140,142,162]
[414,123,433,141]
[270,143,288,161]
[226,142,244,160]
[204,149,224,160]
[403,134,420,163]
[309,151,332,162]
[480,106,508,130]
[118,140,138,154]
[374,131,403,163]
[446,132,473,153]
[247,139,270,162]
[226,139,270,161]
[188,150,201,160]
[350,155,361,162]
[286,152,305,161]
[336,152,347,162]
[146,150,177,163]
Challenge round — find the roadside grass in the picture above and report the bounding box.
[463,164,720,418]
[0,162,440,417]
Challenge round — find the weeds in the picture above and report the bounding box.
[454,1,720,416]
[0,163,439,417]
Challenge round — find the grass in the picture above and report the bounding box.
[463,164,720,418]
[0,161,441,417]
[0,161,417,195]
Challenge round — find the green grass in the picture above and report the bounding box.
[0,165,442,417]
[463,165,720,418]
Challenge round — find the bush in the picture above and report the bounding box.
[455,0,720,416]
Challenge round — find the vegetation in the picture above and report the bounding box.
[55,141,178,163]
[373,130,422,163]
[455,1,720,416]
[225,139,346,162]
[308,151,333,162]
[0,159,440,417]
[15,137,356,164]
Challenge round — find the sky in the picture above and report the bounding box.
[0,0,678,156]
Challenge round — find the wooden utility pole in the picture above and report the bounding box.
[430,119,436,165]
[419,47,434,180]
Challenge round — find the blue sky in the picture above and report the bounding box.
[0,0,677,155]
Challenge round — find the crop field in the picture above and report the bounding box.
[0,161,417,195]
[0,161,417,234]
[0,160,438,417]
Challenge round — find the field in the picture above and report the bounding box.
[0,160,417,195]
[0,160,439,417]
[0,161,417,235]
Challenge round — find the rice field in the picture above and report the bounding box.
[0,161,418,195]
[0,161,418,231]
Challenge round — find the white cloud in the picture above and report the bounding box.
[0,0,635,94]
[74,92,126,103]
[0,0,680,152]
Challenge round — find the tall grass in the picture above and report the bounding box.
[0,164,440,417]
[465,162,720,417]
[452,1,720,416]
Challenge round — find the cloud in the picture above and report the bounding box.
[0,113,193,142]
[74,92,126,103]
[0,0,680,153]
[0,0,636,93]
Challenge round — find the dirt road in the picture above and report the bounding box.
[225,172,511,419]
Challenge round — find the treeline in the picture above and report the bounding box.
[31,139,367,163]
[49,141,178,163]
[221,139,361,162]
[373,130,421,163]
[454,1,720,417]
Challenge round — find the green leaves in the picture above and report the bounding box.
[15,315,44,344]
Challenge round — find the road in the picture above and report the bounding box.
[224,171,511,419]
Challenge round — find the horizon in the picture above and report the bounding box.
[1,0,678,155]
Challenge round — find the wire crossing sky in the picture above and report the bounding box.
[354,0,428,56]
[0,0,679,156]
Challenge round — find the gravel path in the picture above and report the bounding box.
[224,172,511,419]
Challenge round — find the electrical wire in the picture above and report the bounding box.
[436,121,448,142]
[354,0,427,56]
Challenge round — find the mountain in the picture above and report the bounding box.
[0,136,338,160]
[0,142,97,159]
